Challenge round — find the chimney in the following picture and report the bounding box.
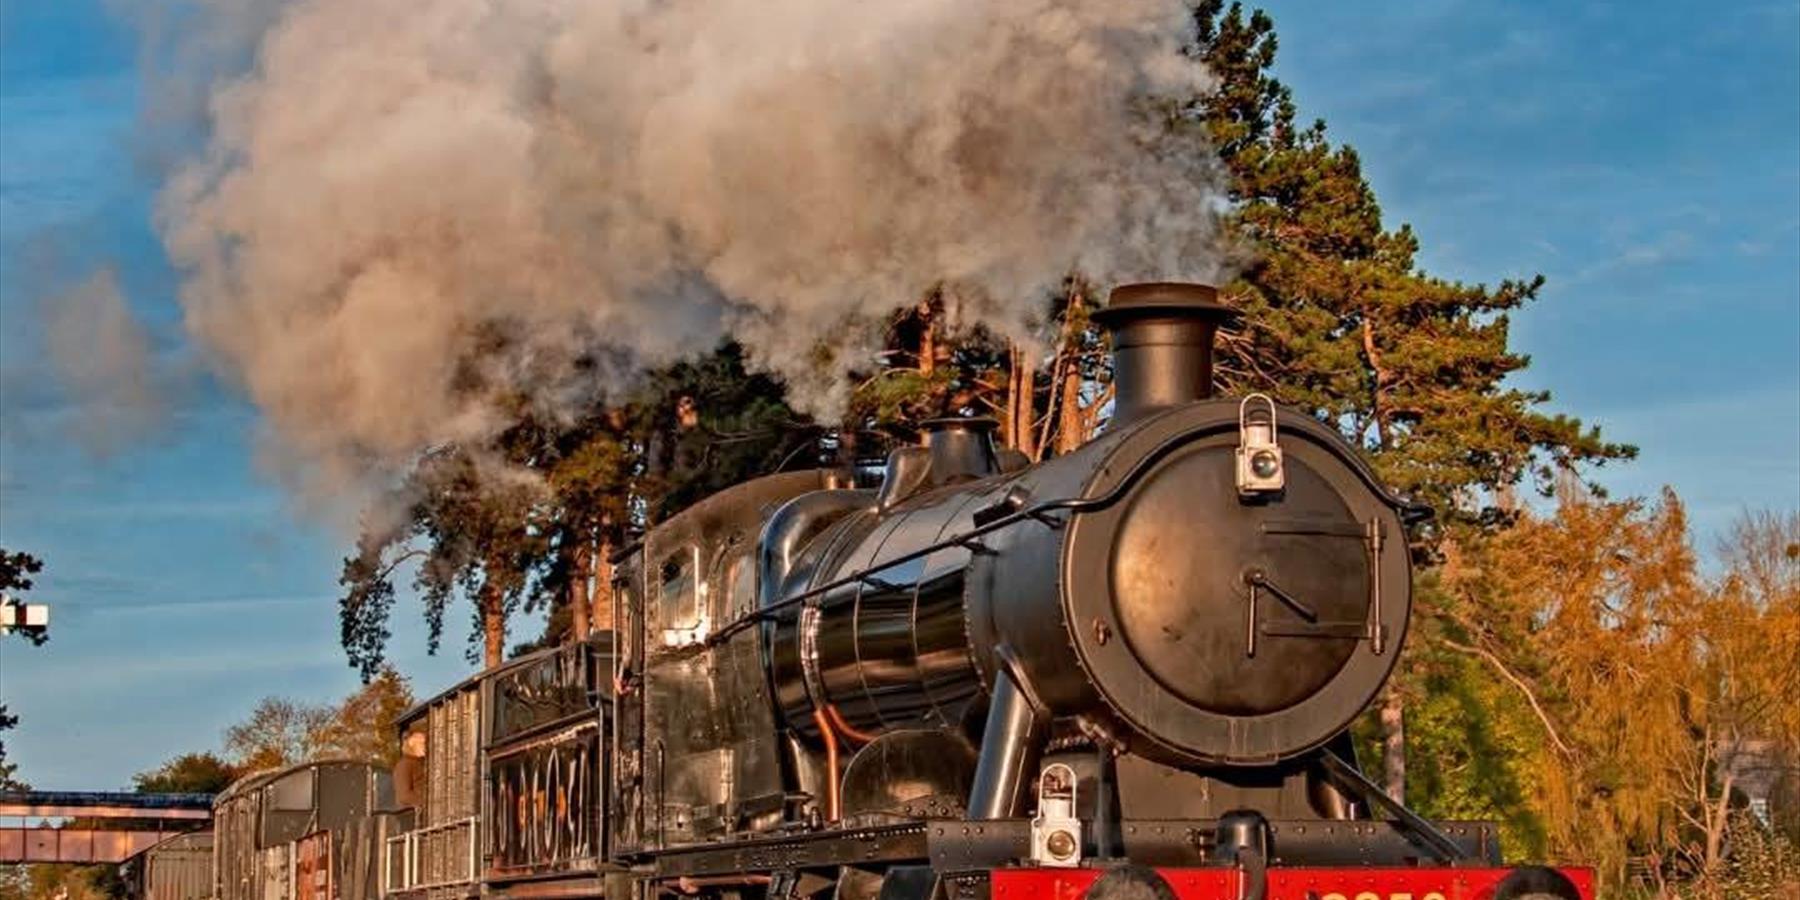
[920,417,1002,483]
[1090,282,1235,426]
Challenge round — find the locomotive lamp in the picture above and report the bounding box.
[1029,764,1082,868]
[1235,392,1285,496]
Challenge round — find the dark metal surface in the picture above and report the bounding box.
[873,865,941,900]
[737,411,1412,769]
[213,762,392,900]
[920,419,1004,486]
[488,639,607,745]
[129,831,214,900]
[1056,403,1413,766]
[760,490,875,617]
[486,722,603,878]
[771,487,990,743]
[1315,750,1477,864]
[624,470,837,851]
[1108,441,1368,714]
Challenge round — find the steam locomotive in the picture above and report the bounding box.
[127,282,1592,900]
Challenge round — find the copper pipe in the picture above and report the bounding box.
[812,707,841,822]
[824,704,878,746]
[667,876,774,895]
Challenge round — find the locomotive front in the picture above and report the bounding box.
[763,282,1418,819]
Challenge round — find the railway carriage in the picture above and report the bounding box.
[386,637,618,900]
[214,761,398,900]
[122,830,214,900]
[389,678,482,900]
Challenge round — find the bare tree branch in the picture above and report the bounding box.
[1440,635,1574,756]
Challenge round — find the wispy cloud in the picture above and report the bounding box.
[27,497,280,522]
[50,589,324,614]
[1559,230,1698,287]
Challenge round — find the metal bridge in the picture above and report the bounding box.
[0,791,213,864]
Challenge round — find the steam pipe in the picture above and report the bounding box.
[967,666,1049,820]
[812,707,841,822]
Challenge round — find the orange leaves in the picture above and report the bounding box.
[1437,496,1799,890]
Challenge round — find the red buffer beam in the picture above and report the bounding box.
[991,866,1596,900]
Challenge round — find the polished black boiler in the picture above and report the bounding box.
[755,283,1417,821]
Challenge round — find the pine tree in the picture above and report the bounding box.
[1190,1,1633,524]
[338,342,814,670]
[1186,1,1636,803]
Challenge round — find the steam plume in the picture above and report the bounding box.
[155,0,1227,494]
[41,268,169,454]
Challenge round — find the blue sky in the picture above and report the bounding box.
[1,0,1796,790]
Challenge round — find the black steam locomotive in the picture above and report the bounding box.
[593,282,1582,900]
[130,283,1591,900]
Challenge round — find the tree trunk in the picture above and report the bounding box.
[917,296,937,377]
[592,536,615,633]
[569,540,592,642]
[1380,687,1406,801]
[1704,769,1735,877]
[1001,343,1019,448]
[1051,288,1089,454]
[1360,314,1392,449]
[481,578,505,669]
[1006,343,1038,460]
[1055,357,1084,454]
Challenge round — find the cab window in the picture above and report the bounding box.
[658,547,700,631]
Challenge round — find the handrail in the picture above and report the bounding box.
[703,429,1201,647]
[382,816,478,895]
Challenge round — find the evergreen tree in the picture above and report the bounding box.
[338,342,813,670]
[1189,1,1634,523]
[1185,0,1636,804]
[132,753,240,793]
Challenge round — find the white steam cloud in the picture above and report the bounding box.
[156,0,1227,494]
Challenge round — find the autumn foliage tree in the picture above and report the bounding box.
[225,668,414,770]
[1438,498,1800,895]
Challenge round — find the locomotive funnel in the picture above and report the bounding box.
[1092,282,1236,424]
